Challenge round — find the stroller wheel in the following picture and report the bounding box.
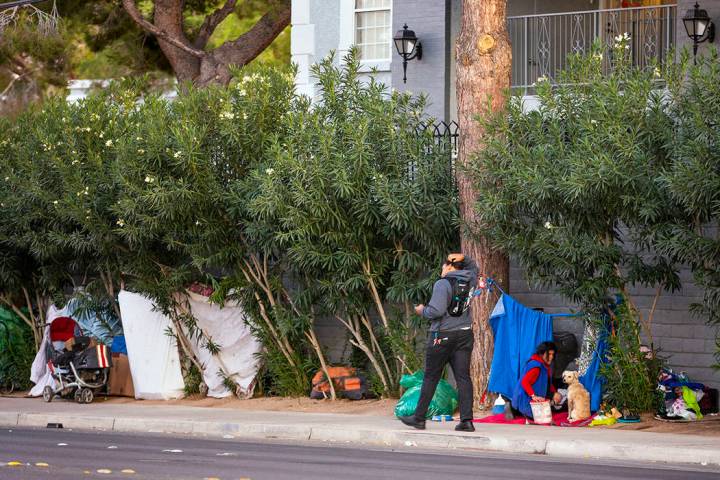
[42,386,54,403]
[78,388,94,404]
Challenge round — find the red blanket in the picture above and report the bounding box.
[474,412,591,427]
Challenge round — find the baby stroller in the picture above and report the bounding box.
[42,316,112,404]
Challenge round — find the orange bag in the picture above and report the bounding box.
[310,366,368,400]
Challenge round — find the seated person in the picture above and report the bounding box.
[506,341,562,420]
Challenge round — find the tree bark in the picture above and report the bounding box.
[456,0,511,410]
[122,0,290,87]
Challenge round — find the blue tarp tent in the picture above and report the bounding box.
[487,293,555,399]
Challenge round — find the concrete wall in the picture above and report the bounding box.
[510,264,720,388]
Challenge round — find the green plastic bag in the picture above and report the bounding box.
[394,371,458,418]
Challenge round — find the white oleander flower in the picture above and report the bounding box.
[105,139,113,147]
[265,168,275,175]
[116,219,125,227]
[53,200,58,205]
[173,151,182,158]
[544,221,553,229]
[137,149,145,154]
[145,176,155,183]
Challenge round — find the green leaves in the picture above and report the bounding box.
[474,44,692,311]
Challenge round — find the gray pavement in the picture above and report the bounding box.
[1,397,720,469]
[1,427,719,480]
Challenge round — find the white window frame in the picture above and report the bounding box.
[353,0,392,71]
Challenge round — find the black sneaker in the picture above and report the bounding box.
[398,415,426,430]
[455,420,475,432]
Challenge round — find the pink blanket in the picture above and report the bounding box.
[474,412,591,427]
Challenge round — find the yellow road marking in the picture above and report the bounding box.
[7,461,23,467]
[97,468,113,474]
[121,469,136,474]
[35,462,49,467]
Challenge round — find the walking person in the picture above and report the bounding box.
[398,253,477,432]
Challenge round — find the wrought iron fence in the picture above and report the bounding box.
[508,4,677,94]
[420,120,459,160]
[409,120,460,181]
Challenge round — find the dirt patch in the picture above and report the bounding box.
[94,394,399,416]
[605,412,720,437]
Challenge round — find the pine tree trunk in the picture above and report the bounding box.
[456,0,511,410]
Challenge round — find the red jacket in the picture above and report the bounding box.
[520,354,556,397]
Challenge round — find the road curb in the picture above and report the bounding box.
[0,412,19,427]
[2,412,719,468]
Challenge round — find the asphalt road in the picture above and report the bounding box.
[1,427,718,480]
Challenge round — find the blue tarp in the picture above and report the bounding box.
[487,293,555,399]
[579,326,607,413]
[110,335,128,355]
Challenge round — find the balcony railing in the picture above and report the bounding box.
[508,4,677,94]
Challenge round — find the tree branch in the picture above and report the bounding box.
[211,1,290,65]
[121,0,205,58]
[193,0,240,50]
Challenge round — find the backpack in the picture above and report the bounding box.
[310,366,369,400]
[445,276,473,317]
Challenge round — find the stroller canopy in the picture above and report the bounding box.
[49,316,79,343]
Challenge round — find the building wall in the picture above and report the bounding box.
[390,0,450,120]
[292,0,392,100]
[676,0,720,58]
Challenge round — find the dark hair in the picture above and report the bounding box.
[535,341,557,355]
[444,253,465,270]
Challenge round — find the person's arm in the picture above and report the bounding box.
[421,280,451,320]
[521,367,541,396]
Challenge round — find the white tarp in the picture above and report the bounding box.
[118,290,261,399]
[118,290,185,400]
[28,305,67,397]
[184,291,261,398]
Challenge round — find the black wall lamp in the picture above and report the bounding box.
[683,2,715,64]
[393,24,422,83]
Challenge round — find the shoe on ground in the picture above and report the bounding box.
[455,420,475,432]
[398,415,426,430]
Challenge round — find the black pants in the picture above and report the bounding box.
[414,329,474,422]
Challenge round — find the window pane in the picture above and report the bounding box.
[355,7,391,60]
[356,0,390,9]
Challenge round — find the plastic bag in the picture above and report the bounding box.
[394,371,458,418]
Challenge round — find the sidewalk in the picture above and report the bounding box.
[1,397,719,468]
